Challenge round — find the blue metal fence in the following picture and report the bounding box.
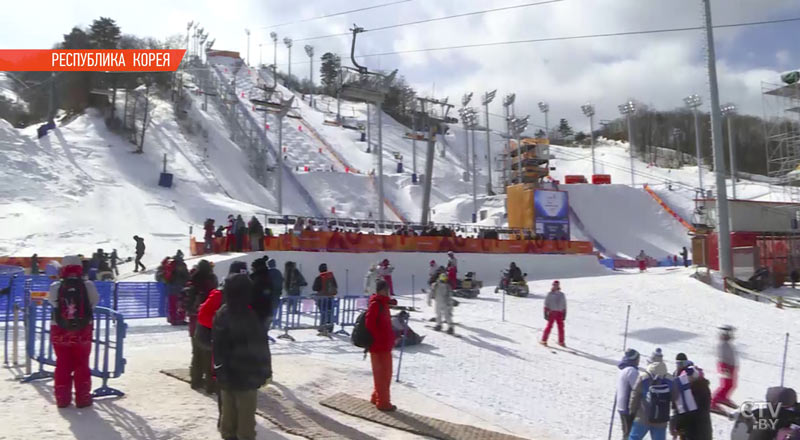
[22,301,128,397]
[273,295,368,341]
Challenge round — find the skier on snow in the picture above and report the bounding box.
[364,262,379,295]
[376,259,395,295]
[711,325,738,411]
[540,280,567,347]
[428,272,455,334]
[616,348,641,439]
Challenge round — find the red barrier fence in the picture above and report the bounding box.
[190,231,594,256]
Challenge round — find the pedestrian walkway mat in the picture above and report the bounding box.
[161,368,377,440]
[319,392,529,440]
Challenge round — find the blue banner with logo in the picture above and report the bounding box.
[534,190,570,240]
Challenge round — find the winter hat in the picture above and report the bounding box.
[382,258,389,266]
[618,349,640,369]
[552,280,560,289]
[675,352,689,370]
[228,261,249,275]
[648,348,664,364]
[429,260,436,266]
[61,255,83,278]
[197,259,212,273]
[267,258,277,269]
[250,257,267,273]
[319,263,328,273]
[222,273,253,311]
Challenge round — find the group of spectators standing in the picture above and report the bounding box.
[615,326,738,440]
[203,215,274,254]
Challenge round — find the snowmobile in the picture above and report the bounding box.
[453,272,482,298]
[730,386,800,440]
[495,269,529,297]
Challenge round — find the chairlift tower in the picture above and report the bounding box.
[338,24,398,225]
[418,96,456,224]
[251,89,294,215]
[482,90,497,195]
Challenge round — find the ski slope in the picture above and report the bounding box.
[3,264,797,440]
[0,96,278,268]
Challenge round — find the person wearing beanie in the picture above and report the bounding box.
[264,258,284,326]
[428,271,455,334]
[193,261,248,393]
[616,348,640,439]
[376,258,395,296]
[671,353,713,440]
[213,273,271,440]
[133,235,146,272]
[312,263,338,336]
[428,260,439,286]
[540,280,567,347]
[628,347,678,440]
[47,255,100,408]
[185,260,218,337]
[366,279,398,411]
[711,325,738,411]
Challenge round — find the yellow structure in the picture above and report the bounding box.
[506,183,536,230]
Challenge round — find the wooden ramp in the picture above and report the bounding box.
[161,368,377,440]
[320,392,529,440]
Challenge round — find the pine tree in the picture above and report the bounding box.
[558,118,573,138]
[319,52,341,95]
[88,17,121,49]
[61,27,91,49]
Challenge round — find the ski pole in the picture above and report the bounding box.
[781,332,789,387]
[396,313,409,383]
[607,305,631,440]
[411,274,415,309]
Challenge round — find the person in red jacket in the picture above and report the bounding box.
[365,279,398,411]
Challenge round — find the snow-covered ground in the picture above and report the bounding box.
[3,265,797,439]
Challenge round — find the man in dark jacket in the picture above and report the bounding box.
[185,260,218,337]
[30,253,40,275]
[670,353,712,440]
[265,259,283,323]
[681,246,689,268]
[133,235,146,272]
[234,215,247,251]
[213,274,270,440]
[167,251,190,325]
[248,216,265,251]
[312,263,337,336]
[366,279,397,411]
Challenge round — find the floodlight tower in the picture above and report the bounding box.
[304,45,314,85]
[466,108,479,222]
[538,101,550,139]
[283,37,293,81]
[482,90,497,195]
[581,103,596,174]
[502,93,516,187]
[270,32,278,81]
[244,28,251,66]
[461,92,473,180]
[618,100,636,186]
[721,103,737,199]
[684,93,704,191]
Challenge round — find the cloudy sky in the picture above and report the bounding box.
[2,0,798,132]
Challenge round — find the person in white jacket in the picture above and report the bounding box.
[428,273,454,334]
[540,280,567,347]
[364,262,379,295]
[616,349,641,439]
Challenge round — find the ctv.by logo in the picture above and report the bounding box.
[739,401,782,431]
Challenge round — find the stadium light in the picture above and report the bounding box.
[581,103,597,175]
[684,93,704,191]
[538,101,549,139]
[482,90,497,195]
[270,32,278,80]
[721,103,737,199]
[245,29,251,66]
[618,100,636,186]
[283,37,293,81]
[304,44,315,89]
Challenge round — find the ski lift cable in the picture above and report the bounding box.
[259,0,413,30]
[294,0,564,42]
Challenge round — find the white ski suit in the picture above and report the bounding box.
[428,279,453,327]
[364,265,379,294]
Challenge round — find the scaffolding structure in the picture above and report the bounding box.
[762,81,800,182]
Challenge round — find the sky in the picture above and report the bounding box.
[1,0,798,133]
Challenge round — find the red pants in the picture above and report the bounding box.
[51,325,93,407]
[383,275,394,296]
[167,295,186,325]
[225,235,234,251]
[711,363,737,406]
[638,260,646,271]
[541,311,565,345]
[370,351,393,409]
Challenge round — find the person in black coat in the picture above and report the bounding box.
[681,246,689,268]
[213,273,271,440]
[133,236,146,272]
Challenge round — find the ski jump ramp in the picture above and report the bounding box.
[562,184,690,259]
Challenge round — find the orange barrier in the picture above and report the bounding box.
[190,232,593,256]
[0,256,63,270]
[643,185,696,233]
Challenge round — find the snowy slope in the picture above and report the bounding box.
[0,96,277,266]
[3,266,796,440]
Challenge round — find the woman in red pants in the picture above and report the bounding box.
[365,279,398,411]
[47,255,100,408]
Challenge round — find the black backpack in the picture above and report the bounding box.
[352,303,381,350]
[54,277,93,331]
[643,373,673,424]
